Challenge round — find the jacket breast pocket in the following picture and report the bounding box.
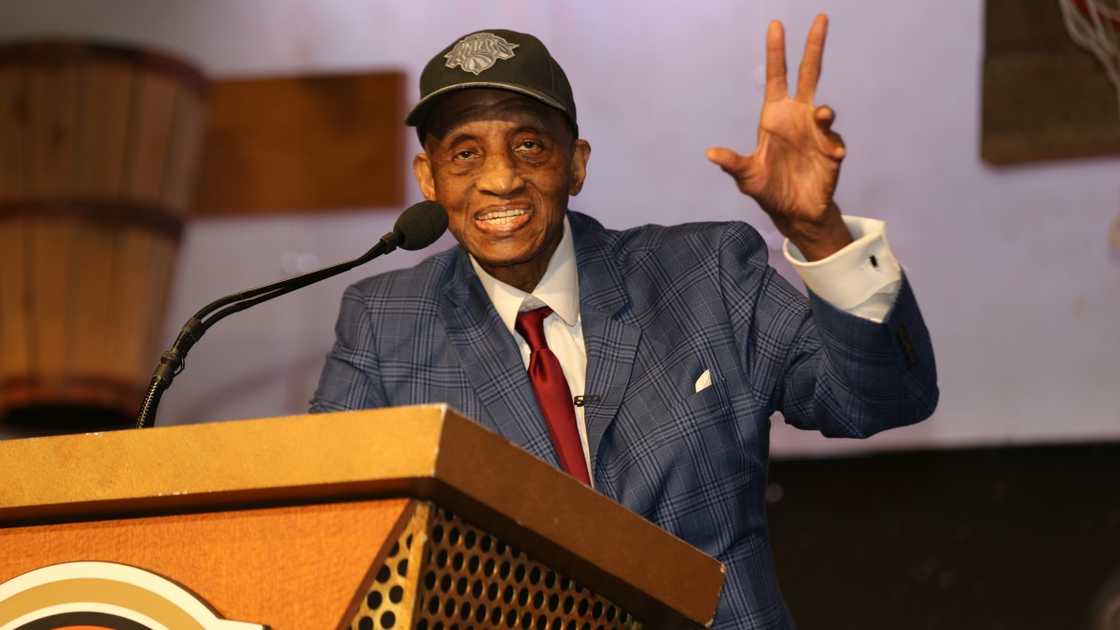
[666,373,733,437]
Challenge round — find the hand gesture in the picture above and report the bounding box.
[706,15,852,260]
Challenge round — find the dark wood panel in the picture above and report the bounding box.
[982,0,1120,164]
[193,71,406,215]
[768,442,1120,629]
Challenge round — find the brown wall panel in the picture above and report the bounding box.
[193,71,406,216]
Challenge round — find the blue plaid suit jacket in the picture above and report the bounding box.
[312,210,938,629]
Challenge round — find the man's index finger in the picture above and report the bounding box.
[765,20,788,103]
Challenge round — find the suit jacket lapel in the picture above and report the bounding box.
[437,248,562,467]
[570,213,642,474]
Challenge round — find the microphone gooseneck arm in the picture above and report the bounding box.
[134,236,392,430]
[135,201,448,429]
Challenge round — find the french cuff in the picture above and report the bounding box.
[783,216,903,316]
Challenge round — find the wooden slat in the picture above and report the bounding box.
[141,234,177,381]
[0,67,25,200]
[69,222,117,376]
[26,218,71,375]
[74,60,133,197]
[193,71,405,215]
[24,61,79,197]
[0,219,30,377]
[124,72,178,205]
[109,227,159,382]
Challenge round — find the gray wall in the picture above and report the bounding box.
[3,0,1117,456]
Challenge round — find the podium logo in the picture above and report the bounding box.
[0,562,263,630]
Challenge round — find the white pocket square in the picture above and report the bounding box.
[694,369,713,393]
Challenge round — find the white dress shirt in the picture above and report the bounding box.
[471,215,904,482]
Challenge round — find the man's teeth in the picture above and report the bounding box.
[477,209,528,224]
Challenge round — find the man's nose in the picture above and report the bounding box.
[477,151,524,195]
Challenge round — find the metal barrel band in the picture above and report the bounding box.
[0,40,209,98]
[0,199,185,241]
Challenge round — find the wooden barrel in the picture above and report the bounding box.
[0,41,208,432]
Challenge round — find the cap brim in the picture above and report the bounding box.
[405,81,570,127]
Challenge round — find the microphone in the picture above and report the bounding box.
[135,201,448,429]
[386,200,451,251]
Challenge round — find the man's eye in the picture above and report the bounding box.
[454,150,476,160]
[516,140,542,152]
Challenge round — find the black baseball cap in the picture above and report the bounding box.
[406,29,578,139]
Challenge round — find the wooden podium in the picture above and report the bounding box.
[0,405,724,629]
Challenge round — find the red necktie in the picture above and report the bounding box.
[515,306,591,485]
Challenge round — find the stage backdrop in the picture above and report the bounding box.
[1,0,1116,456]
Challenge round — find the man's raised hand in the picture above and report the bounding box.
[706,14,853,261]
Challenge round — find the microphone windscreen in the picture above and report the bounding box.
[394,201,449,251]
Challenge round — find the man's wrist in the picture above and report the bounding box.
[784,215,903,320]
[783,203,853,261]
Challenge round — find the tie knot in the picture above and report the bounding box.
[515,306,553,350]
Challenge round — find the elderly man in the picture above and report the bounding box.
[313,16,937,629]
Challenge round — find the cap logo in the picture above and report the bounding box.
[444,32,519,75]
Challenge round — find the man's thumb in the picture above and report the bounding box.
[705,147,744,174]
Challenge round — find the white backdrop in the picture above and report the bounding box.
[2,1,1117,456]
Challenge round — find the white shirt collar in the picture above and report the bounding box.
[470,216,580,334]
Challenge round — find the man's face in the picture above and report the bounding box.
[413,89,590,290]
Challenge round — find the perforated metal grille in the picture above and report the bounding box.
[413,507,640,630]
[347,503,641,629]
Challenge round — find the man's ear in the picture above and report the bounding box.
[413,152,437,201]
[568,139,591,196]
